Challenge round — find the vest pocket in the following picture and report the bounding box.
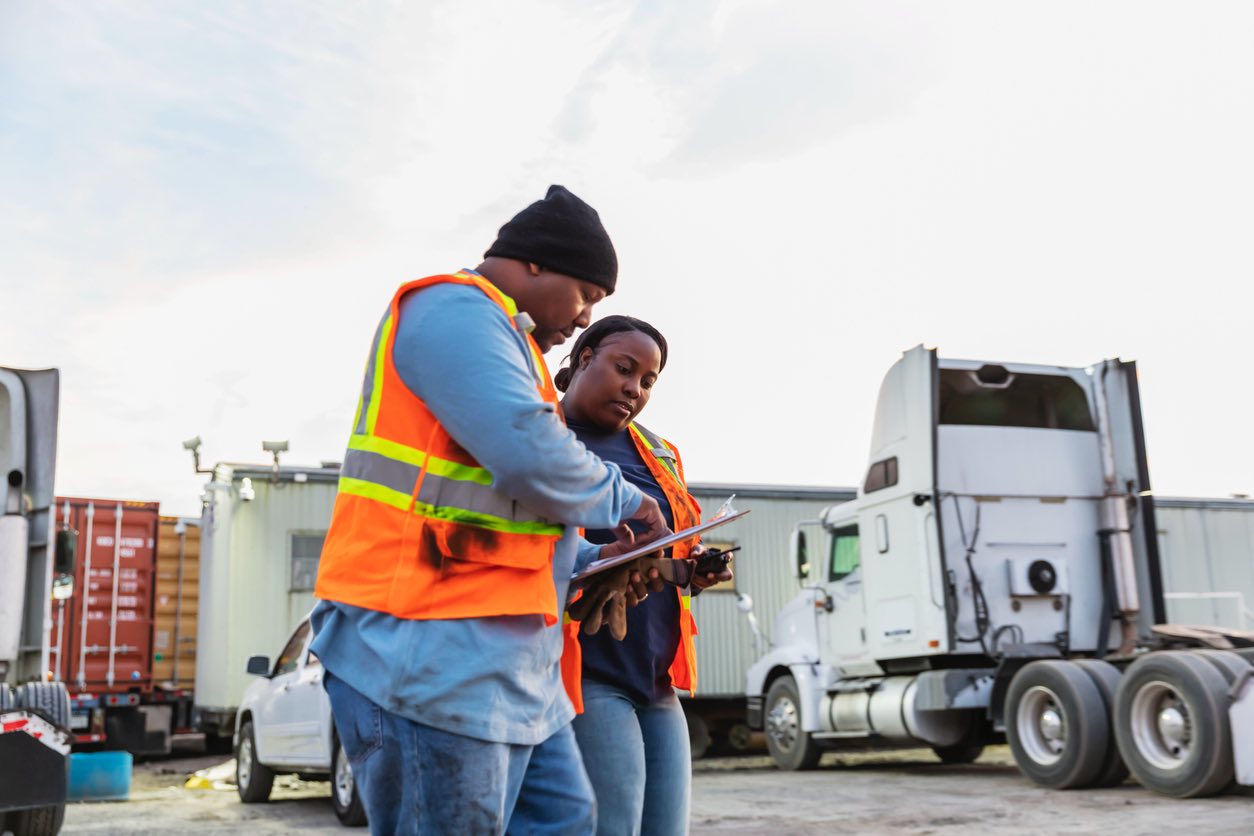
[426,518,554,571]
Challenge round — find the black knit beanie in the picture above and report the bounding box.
[484,185,618,293]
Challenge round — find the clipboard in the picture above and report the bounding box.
[570,508,751,586]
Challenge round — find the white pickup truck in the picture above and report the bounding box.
[235,616,366,827]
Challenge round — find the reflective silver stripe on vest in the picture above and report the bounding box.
[341,448,535,523]
[355,312,390,436]
[651,446,676,461]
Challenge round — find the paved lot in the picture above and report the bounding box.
[57,745,1253,835]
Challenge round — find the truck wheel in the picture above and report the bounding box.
[9,683,70,836]
[14,682,71,728]
[331,734,368,827]
[1113,652,1234,798]
[764,676,821,771]
[6,803,66,836]
[932,741,984,764]
[1189,649,1251,684]
[235,720,275,803]
[1005,660,1108,789]
[1072,659,1131,787]
[686,713,711,760]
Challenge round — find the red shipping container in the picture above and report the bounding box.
[49,498,160,695]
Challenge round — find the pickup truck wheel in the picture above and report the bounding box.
[1114,652,1234,798]
[1006,660,1108,789]
[764,676,821,771]
[236,721,275,803]
[331,735,368,827]
[1072,659,1131,787]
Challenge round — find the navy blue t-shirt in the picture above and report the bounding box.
[569,419,682,705]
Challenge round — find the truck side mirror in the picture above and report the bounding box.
[54,527,78,577]
[791,530,809,581]
[246,655,271,676]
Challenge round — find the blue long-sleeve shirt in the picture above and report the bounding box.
[310,275,643,745]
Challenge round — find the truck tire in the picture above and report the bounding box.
[932,741,984,764]
[1189,649,1251,684]
[686,713,711,760]
[235,720,275,803]
[764,676,821,771]
[1005,660,1108,789]
[14,682,71,728]
[331,734,368,827]
[1113,651,1234,798]
[1072,659,1131,787]
[10,683,71,835]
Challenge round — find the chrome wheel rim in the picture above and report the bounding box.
[238,736,253,788]
[1016,685,1067,766]
[767,695,800,752]
[1130,679,1192,769]
[335,743,355,807]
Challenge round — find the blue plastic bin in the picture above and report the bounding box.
[68,751,132,802]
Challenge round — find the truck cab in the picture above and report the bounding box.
[746,346,1253,797]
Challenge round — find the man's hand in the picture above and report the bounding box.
[625,494,670,546]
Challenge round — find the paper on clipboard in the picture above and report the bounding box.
[571,508,751,585]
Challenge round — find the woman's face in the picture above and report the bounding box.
[565,330,663,432]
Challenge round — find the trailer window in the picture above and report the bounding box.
[938,370,1095,431]
[829,525,860,582]
[289,532,326,592]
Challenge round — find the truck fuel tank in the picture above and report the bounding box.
[819,670,992,747]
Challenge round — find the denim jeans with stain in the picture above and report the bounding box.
[571,679,690,836]
[325,670,596,836]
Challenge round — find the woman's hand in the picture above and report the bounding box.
[689,543,734,591]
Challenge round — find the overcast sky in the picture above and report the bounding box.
[3,1,1252,517]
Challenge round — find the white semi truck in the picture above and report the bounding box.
[746,347,1254,798]
[1,367,73,835]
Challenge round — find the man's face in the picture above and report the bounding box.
[518,265,607,352]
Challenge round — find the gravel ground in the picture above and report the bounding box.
[55,745,1253,835]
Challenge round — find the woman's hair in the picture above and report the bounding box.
[554,315,668,392]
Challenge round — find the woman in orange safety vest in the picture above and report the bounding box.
[557,315,732,836]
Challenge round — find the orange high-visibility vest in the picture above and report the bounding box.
[561,422,702,711]
[315,271,567,624]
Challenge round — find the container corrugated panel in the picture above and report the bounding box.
[196,468,339,713]
[687,485,855,697]
[49,497,161,694]
[152,517,199,689]
[1155,497,1254,630]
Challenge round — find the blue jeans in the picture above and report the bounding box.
[570,680,690,836]
[325,671,595,835]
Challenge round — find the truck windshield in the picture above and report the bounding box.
[938,370,1095,431]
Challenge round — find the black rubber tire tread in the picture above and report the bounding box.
[0,684,15,712]
[14,682,71,728]
[1190,649,1251,684]
[1113,651,1234,798]
[764,676,822,771]
[932,742,985,764]
[1072,659,1131,787]
[1005,660,1110,789]
[686,712,711,760]
[1233,647,1254,665]
[7,802,66,836]
[235,720,275,803]
[331,733,368,827]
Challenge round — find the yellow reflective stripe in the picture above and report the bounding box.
[363,314,394,435]
[347,434,492,486]
[681,594,691,610]
[338,477,563,537]
[630,424,680,482]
